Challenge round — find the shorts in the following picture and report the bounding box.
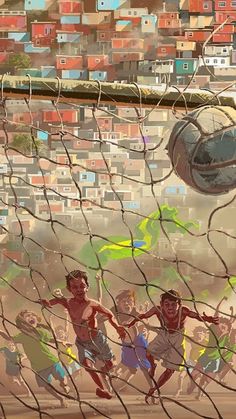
[148,329,186,371]
[35,362,66,388]
[199,354,221,373]
[67,360,81,376]
[121,335,150,370]
[6,364,21,377]
[75,330,113,365]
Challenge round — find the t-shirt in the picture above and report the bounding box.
[57,342,77,366]
[221,343,236,363]
[203,325,230,361]
[189,339,208,363]
[14,328,59,372]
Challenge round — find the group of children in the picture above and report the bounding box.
[0,269,234,407]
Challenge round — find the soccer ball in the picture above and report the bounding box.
[167,106,236,195]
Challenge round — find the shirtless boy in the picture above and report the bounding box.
[39,269,126,399]
[127,289,219,403]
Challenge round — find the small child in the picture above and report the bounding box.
[0,340,30,397]
[0,310,69,408]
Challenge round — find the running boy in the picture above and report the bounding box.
[0,310,69,407]
[127,289,219,403]
[39,269,126,400]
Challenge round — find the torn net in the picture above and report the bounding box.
[0,76,235,419]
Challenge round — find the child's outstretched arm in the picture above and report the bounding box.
[184,307,219,324]
[38,296,68,309]
[95,303,126,340]
[126,306,158,328]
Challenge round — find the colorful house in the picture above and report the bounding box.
[31,21,57,46]
[175,58,198,74]
[24,0,53,10]
[56,55,83,70]
[141,15,157,33]
[58,0,83,14]
[0,11,27,31]
[96,0,130,10]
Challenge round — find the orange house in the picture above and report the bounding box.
[86,55,109,70]
[56,55,83,69]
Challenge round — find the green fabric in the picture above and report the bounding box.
[203,327,230,361]
[14,328,58,372]
[222,343,236,363]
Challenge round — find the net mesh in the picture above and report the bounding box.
[0,73,235,419]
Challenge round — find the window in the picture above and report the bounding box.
[81,174,87,179]
[161,48,166,52]
[221,59,225,63]
[167,20,171,25]
[231,1,236,5]
[134,11,137,15]
[183,63,189,70]
[192,78,196,83]
[100,1,104,4]
[128,11,132,15]
[203,3,209,9]
[60,58,66,64]
[91,161,95,166]
[213,59,217,63]
[95,58,100,63]
[218,1,226,6]
[144,20,149,24]
[100,33,105,38]
[181,42,184,47]
[98,72,102,77]
[205,59,209,63]
[188,32,193,37]
[222,47,227,52]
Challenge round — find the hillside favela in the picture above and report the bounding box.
[0,1,235,418]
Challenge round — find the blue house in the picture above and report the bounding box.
[141,15,157,33]
[175,59,198,75]
[164,186,186,195]
[97,0,129,10]
[89,71,107,81]
[57,32,81,43]
[24,42,50,54]
[41,66,57,78]
[25,0,49,10]
[80,172,96,183]
[37,130,48,141]
[61,70,88,80]
[8,32,30,42]
[123,201,140,210]
[60,16,80,24]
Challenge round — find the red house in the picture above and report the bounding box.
[185,29,211,42]
[113,123,140,138]
[86,159,108,170]
[0,12,27,31]
[111,38,144,50]
[0,39,14,52]
[32,22,57,46]
[215,0,236,10]
[96,117,113,131]
[157,44,176,58]
[12,112,39,124]
[158,12,181,30]
[86,54,109,70]
[212,23,234,44]
[42,109,78,124]
[215,11,236,23]
[112,51,144,64]
[56,55,83,69]
[59,0,83,14]
[189,0,213,13]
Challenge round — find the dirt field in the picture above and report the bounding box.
[1,392,234,419]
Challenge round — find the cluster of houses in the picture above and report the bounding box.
[0,0,235,284]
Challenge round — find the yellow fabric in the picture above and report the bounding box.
[57,343,77,365]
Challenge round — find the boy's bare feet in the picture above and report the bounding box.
[96,387,112,399]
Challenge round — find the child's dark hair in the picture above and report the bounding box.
[160,289,181,304]
[66,270,89,288]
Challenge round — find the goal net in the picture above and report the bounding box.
[0,75,235,419]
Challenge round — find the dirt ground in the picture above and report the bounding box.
[1,392,235,419]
